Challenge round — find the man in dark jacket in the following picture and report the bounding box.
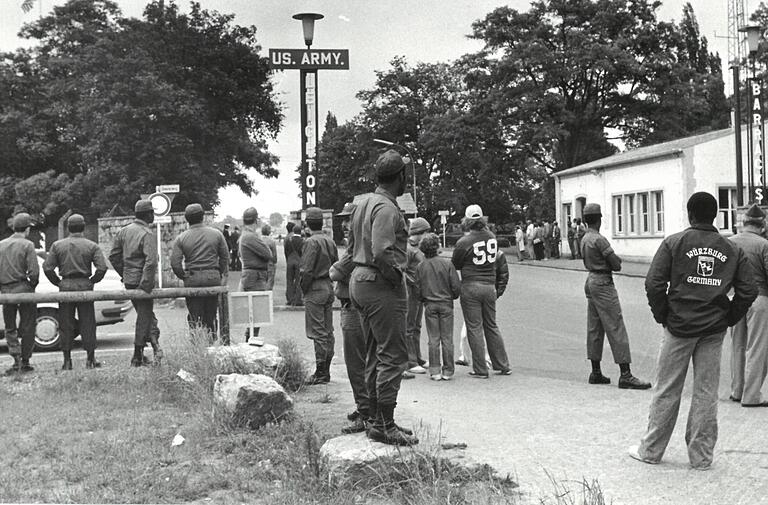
[284,222,304,306]
[629,192,757,470]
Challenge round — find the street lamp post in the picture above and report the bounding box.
[373,138,417,216]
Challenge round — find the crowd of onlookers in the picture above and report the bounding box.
[512,218,587,261]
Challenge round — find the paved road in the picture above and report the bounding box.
[7,254,768,504]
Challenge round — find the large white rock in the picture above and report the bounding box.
[213,373,293,429]
[207,343,283,373]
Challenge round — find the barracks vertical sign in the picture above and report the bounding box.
[269,49,350,209]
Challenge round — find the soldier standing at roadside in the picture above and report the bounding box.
[109,200,162,367]
[239,207,272,344]
[580,203,650,389]
[170,204,229,339]
[404,217,431,375]
[346,150,418,446]
[0,212,38,374]
[43,214,107,370]
[301,207,339,385]
[261,224,278,290]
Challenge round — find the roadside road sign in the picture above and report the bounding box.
[269,49,349,70]
[155,184,180,193]
[149,192,172,217]
[438,210,449,216]
[155,215,172,224]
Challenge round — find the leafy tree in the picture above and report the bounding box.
[268,212,284,228]
[0,0,282,222]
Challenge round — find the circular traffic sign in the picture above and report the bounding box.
[148,192,172,217]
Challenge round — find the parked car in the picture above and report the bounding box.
[0,253,133,351]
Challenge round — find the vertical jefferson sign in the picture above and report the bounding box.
[751,78,765,203]
[269,49,350,208]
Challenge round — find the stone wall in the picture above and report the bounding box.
[97,212,216,287]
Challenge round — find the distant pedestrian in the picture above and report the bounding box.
[630,192,757,470]
[301,207,339,385]
[515,225,525,262]
[0,212,38,374]
[170,203,229,338]
[261,224,278,290]
[452,204,512,379]
[328,203,369,434]
[405,217,431,376]
[43,213,107,370]
[230,226,242,271]
[239,208,271,343]
[574,218,586,259]
[109,199,162,367]
[414,233,460,381]
[284,222,304,306]
[542,219,551,260]
[345,149,418,446]
[551,221,561,258]
[532,222,545,260]
[525,220,535,260]
[580,203,650,390]
[567,219,576,259]
[728,203,768,406]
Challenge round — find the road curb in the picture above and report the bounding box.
[509,260,648,279]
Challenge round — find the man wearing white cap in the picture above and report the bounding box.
[452,204,511,379]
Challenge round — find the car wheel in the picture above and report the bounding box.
[35,307,61,351]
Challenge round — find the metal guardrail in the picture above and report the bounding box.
[0,286,231,344]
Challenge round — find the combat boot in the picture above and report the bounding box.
[19,359,34,373]
[5,356,20,375]
[86,350,102,369]
[62,351,73,371]
[130,346,145,367]
[367,404,418,446]
[305,361,330,385]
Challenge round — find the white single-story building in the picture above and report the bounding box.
[553,125,758,261]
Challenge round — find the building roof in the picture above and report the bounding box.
[553,127,734,178]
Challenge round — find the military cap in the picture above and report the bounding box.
[336,202,356,217]
[135,199,153,214]
[67,213,85,228]
[12,212,32,230]
[746,203,766,219]
[305,207,323,221]
[184,203,204,220]
[408,217,431,235]
[465,204,483,219]
[375,149,405,178]
[243,207,259,221]
[582,203,602,217]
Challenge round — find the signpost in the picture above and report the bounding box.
[269,14,349,210]
[148,185,178,288]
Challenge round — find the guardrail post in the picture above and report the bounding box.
[218,293,230,345]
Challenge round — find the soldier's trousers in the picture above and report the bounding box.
[241,269,269,338]
[304,280,335,363]
[341,300,369,415]
[459,281,509,376]
[350,267,408,407]
[124,284,160,347]
[639,329,725,468]
[584,273,631,364]
[183,269,221,337]
[1,282,35,360]
[285,258,302,305]
[730,295,768,404]
[406,284,424,366]
[59,278,96,353]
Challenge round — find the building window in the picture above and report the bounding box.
[612,190,663,237]
[717,187,738,232]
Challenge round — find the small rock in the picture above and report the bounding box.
[171,433,185,447]
[207,343,283,373]
[213,373,293,429]
[176,369,197,383]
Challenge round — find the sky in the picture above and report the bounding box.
[0,0,743,219]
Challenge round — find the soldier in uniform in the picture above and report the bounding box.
[239,207,272,344]
[284,222,304,306]
[452,204,511,379]
[301,207,339,384]
[0,213,38,374]
[580,203,650,389]
[170,203,229,338]
[405,217,431,375]
[109,200,162,367]
[43,214,108,370]
[728,203,768,406]
[346,150,418,446]
[630,192,757,469]
[329,203,370,433]
[261,224,278,290]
